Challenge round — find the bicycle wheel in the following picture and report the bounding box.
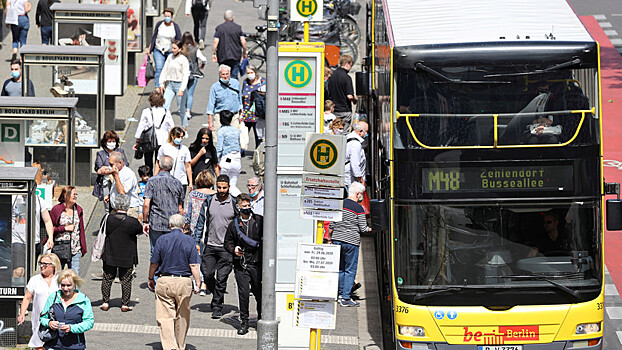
[340,17,361,45]
[247,39,266,70]
[339,37,358,65]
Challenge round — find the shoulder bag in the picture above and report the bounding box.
[139,108,165,153]
[38,293,58,343]
[145,55,156,80]
[51,209,76,262]
[91,213,109,262]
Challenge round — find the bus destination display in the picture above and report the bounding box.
[422,165,573,193]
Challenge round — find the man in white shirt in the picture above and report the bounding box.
[105,151,141,218]
[344,122,368,190]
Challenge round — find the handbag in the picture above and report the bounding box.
[91,213,109,262]
[52,241,71,262]
[137,54,149,87]
[239,121,249,150]
[138,108,163,154]
[360,191,371,215]
[134,149,143,159]
[145,55,156,80]
[38,293,58,343]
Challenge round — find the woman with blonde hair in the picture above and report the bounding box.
[39,269,94,350]
[155,126,193,193]
[17,253,61,349]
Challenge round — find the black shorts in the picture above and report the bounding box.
[12,243,25,268]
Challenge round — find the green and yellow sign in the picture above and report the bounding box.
[284,60,313,88]
[296,0,318,18]
[309,139,338,170]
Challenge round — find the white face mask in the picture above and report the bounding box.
[106,142,116,150]
[247,73,256,81]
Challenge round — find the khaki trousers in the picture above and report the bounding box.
[127,207,139,219]
[155,276,193,350]
[211,112,240,144]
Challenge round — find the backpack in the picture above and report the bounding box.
[192,0,207,8]
[250,90,266,119]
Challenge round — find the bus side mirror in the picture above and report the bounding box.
[370,199,389,231]
[607,199,622,231]
[355,71,370,96]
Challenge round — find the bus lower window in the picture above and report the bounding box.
[393,201,602,306]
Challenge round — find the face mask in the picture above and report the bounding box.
[240,208,252,215]
[247,73,256,81]
[358,194,364,203]
[11,71,20,79]
[164,16,172,23]
[363,133,369,139]
[220,78,230,84]
[250,189,260,197]
[173,138,182,145]
[334,129,343,135]
[106,142,116,150]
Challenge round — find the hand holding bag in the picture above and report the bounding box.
[91,213,109,262]
[38,293,58,343]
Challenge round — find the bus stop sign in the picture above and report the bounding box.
[290,0,324,22]
[303,133,345,176]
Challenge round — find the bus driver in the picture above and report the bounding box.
[528,211,572,257]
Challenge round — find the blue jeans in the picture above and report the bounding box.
[71,253,81,275]
[11,15,29,49]
[163,81,187,127]
[181,77,198,114]
[149,229,169,256]
[334,241,359,300]
[221,59,241,80]
[153,50,171,88]
[40,25,53,45]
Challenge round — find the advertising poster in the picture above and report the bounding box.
[87,0,143,51]
[0,196,13,287]
[0,121,25,167]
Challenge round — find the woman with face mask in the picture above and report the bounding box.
[241,65,265,147]
[159,40,190,132]
[155,126,194,193]
[148,7,182,90]
[93,130,129,210]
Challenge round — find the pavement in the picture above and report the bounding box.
[9,0,382,349]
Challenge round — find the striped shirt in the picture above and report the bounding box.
[329,198,369,246]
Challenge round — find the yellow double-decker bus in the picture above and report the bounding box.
[360,0,622,349]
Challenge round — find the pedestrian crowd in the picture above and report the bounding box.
[11,3,369,349]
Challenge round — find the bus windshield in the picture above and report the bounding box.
[393,201,602,306]
[395,66,598,148]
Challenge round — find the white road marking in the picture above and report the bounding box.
[601,22,614,28]
[605,30,619,36]
[593,14,607,20]
[606,284,620,296]
[610,38,622,45]
[606,307,622,319]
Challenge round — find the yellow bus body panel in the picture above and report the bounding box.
[394,296,603,345]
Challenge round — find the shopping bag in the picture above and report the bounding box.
[361,191,371,215]
[239,121,250,150]
[5,5,18,25]
[137,54,149,87]
[91,214,108,262]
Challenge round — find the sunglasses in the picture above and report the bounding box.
[40,262,53,267]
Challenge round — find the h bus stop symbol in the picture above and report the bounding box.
[310,139,338,170]
[284,60,313,88]
[296,0,318,17]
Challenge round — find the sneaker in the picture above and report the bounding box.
[199,289,207,296]
[339,299,360,307]
[199,39,205,50]
[237,322,249,335]
[91,272,104,280]
[211,309,223,319]
[186,110,192,120]
[351,282,362,294]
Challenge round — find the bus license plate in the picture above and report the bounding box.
[478,347,522,350]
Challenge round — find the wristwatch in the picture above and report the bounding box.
[148,278,154,281]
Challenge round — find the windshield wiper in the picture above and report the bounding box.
[484,58,582,78]
[412,287,464,300]
[498,275,581,299]
[415,62,510,84]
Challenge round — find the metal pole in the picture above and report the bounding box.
[257,0,279,347]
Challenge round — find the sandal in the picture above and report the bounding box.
[100,303,109,311]
[121,305,133,312]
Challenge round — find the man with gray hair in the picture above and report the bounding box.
[328,182,371,307]
[205,64,242,141]
[247,176,264,216]
[211,10,246,79]
[105,151,140,218]
[143,155,185,253]
[344,121,369,190]
[149,214,201,350]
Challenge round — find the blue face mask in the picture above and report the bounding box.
[11,71,20,79]
[240,208,252,215]
[164,16,172,23]
[220,78,230,84]
[363,133,368,139]
[251,189,260,197]
[173,138,182,145]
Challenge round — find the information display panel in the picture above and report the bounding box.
[81,0,145,52]
[21,45,104,150]
[52,3,128,96]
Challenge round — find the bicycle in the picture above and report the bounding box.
[244,25,268,70]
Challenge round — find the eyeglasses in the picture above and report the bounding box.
[247,184,258,188]
[40,262,52,267]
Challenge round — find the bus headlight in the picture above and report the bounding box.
[399,326,425,337]
[576,323,600,334]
